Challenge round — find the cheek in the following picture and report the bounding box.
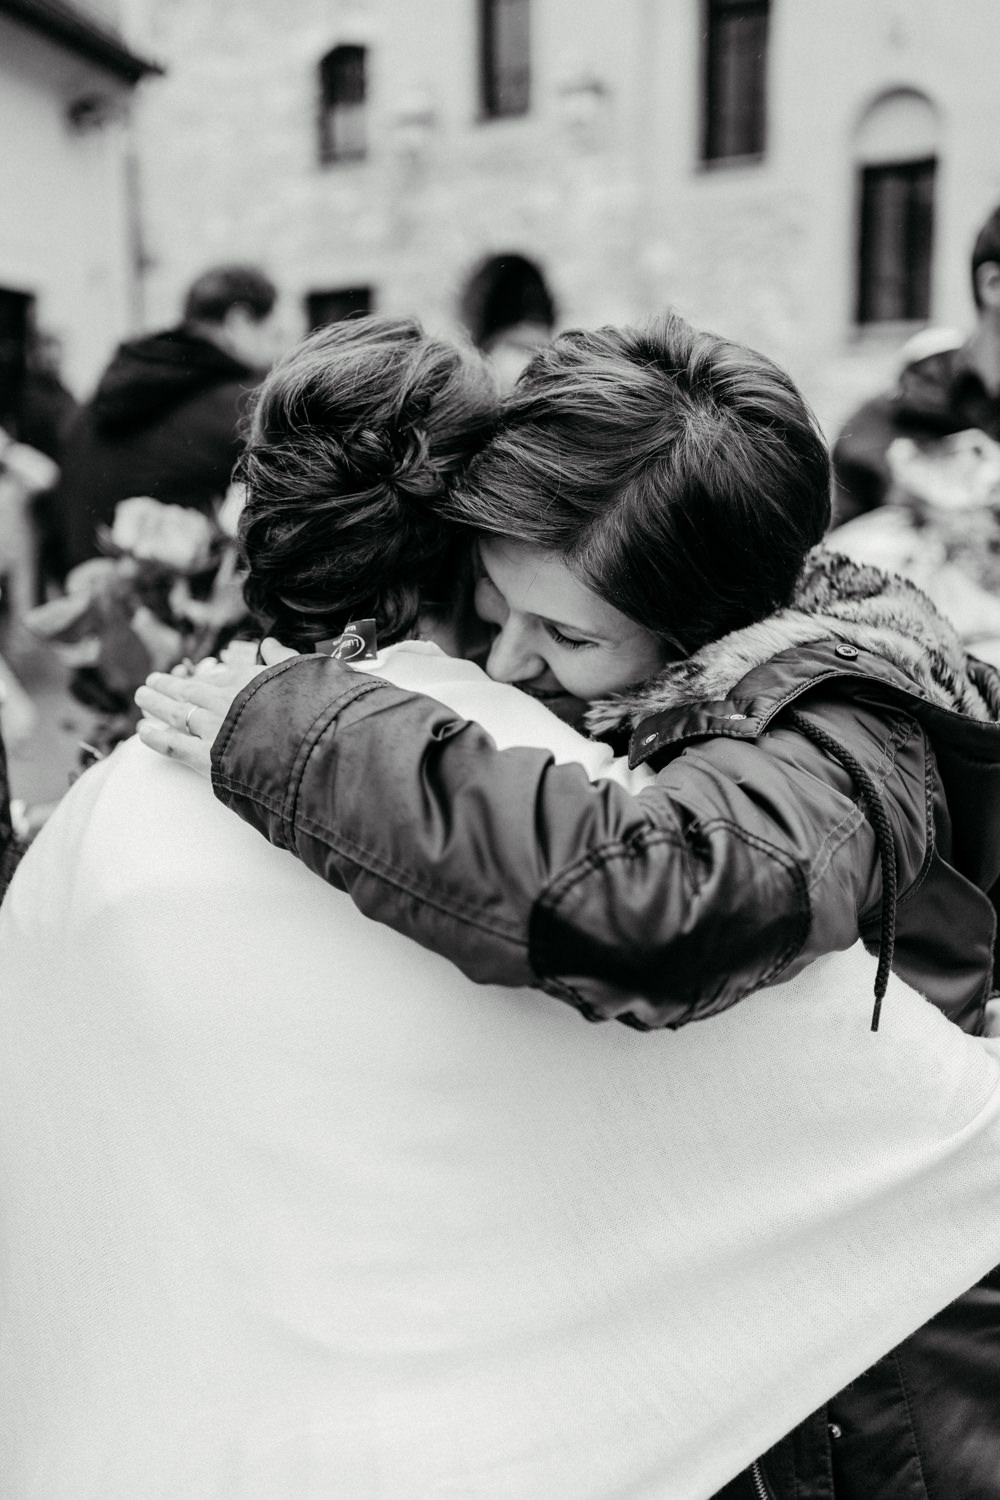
[554,646,660,699]
[543,650,615,697]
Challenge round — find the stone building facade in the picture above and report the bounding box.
[0,0,157,401]
[122,0,1000,431]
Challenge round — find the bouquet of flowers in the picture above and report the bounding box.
[24,489,252,757]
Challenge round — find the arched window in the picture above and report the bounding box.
[460,255,555,389]
[319,45,367,163]
[460,254,554,347]
[854,90,939,324]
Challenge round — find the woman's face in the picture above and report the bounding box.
[474,538,670,722]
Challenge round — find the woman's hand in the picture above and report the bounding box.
[134,638,299,776]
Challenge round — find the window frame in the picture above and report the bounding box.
[700,0,770,166]
[305,288,374,330]
[318,44,368,165]
[479,0,531,121]
[855,156,937,326]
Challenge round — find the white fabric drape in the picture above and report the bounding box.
[2,643,1000,1499]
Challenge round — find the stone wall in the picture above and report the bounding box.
[121,0,1000,434]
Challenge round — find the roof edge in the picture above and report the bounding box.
[0,0,163,83]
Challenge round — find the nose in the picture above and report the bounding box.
[485,615,546,684]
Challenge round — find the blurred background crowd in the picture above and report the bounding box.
[4,0,1000,829]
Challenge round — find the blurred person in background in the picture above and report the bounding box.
[833,201,1000,526]
[51,263,283,578]
[0,319,74,615]
[0,324,73,835]
[17,328,78,597]
[15,328,77,467]
[831,204,1000,663]
[0,433,60,758]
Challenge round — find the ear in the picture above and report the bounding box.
[974,260,1000,310]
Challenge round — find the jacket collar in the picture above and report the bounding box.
[580,548,1000,765]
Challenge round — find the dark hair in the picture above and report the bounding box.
[446,310,831,659]
[236,315,499,646]
[971,205,1000,309]
[183,264,278,325]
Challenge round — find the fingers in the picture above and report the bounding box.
[260,637,300,666]
[134,683,181,731]
[182,704,207,740]
[141,672,236,710]
[170,655,231,681]
[220,640,266,671]
[134,697,223,754]
[191,656,233,680]
[133,684,222,740]
[135,646,289,749]
[135,717,213,778]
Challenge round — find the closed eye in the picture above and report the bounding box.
[544,622,595,650]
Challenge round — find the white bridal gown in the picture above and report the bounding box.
[2,642,1000,1499]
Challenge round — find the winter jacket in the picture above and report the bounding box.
[212,547,1000,1497]
[714,1260,1000,1500]
[52,326,259,575]
[833,340,1000,526]
[213,550,1000,1035]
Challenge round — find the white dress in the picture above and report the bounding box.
[2,643,1000,1500]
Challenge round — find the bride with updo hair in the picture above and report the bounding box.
[236,314,498,650]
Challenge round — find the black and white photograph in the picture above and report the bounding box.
[2,3,1000,1496]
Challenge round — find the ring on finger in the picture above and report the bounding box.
[184,704,199,737]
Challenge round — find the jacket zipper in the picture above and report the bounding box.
[750,1459,775,1500]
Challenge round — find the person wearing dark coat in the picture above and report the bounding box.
[833,202,1000,526]
[52,264,281,576]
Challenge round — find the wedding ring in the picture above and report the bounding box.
[184,704,199,737]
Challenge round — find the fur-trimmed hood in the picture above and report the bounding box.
[586,546,1000,738]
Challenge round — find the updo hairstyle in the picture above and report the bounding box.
[237,315,499,647]
[446,310,831,659]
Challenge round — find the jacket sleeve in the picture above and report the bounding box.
[211,655,924,1029]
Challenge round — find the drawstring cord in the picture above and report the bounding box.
[786,709,898,1032]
